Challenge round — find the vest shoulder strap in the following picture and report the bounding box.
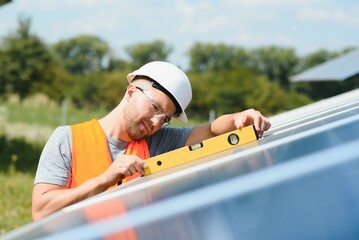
[70,119,112,188]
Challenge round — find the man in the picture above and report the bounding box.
[32,61,271,220]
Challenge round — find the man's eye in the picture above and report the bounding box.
[152,104,161,113]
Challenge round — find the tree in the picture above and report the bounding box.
[107,57,130,72]
[0,16,56,100]
[249,46,299,89]
[188,42,249,72]
[67,73,103,109]
[125,40,172,69]
[99,71,129,110]
[53,35,110,74]
[188,67,311,119]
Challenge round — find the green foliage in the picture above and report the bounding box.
[125,40,172,69]
[188,43,299,89]
[53,35,110,74]
[98,70,130,110]
[188,42,249,72]
[284,90,315,110]
[0,16,57,100]
[188,67,312,119]
[68,73,104,109]
[249,46,299,88]
[66,71,131,111]
[293,78,359,101]
[107,58,130,72]
[44,64,73,101]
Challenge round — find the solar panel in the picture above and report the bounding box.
[41,139,359,240]
[290,49,359,82]
[1,89,359,240]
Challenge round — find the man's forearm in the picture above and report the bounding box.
[32,175,109,220]
[210,114,236,136]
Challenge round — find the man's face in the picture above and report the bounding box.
[124,83,176,141]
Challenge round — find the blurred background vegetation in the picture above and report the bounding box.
[0,16,358,234]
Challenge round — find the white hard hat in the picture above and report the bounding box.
[127,61,192,123]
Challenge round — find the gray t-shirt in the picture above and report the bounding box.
[34,125,193,187]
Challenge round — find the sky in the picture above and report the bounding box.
[0,0,358,69]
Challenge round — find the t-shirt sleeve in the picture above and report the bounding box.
[34,126,72,187]
[147,126,193,157]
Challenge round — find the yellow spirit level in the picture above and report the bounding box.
[144,125,258,175]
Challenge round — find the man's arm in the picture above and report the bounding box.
[32,178,107,220]
[32,154,147,220]
[186,109,271,146]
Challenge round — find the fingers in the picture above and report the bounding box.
[236,109,271,138]
[104,155,148,186]
[255,118,270,138]
[117,156,147,177]
[253,112,271,138]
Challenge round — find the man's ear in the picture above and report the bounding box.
[124,84,136,101]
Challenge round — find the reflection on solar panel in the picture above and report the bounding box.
[1,89,359,240]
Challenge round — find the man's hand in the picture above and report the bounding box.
[187,108,271,146]
[100,155,147,186]
[233,109,271,138]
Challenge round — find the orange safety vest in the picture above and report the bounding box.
[122,139,150,184]
[71,119,147,240]
[70,119,149,188]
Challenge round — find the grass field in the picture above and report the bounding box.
[0,170,34,235]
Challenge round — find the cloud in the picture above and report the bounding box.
[297,5,359,27]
